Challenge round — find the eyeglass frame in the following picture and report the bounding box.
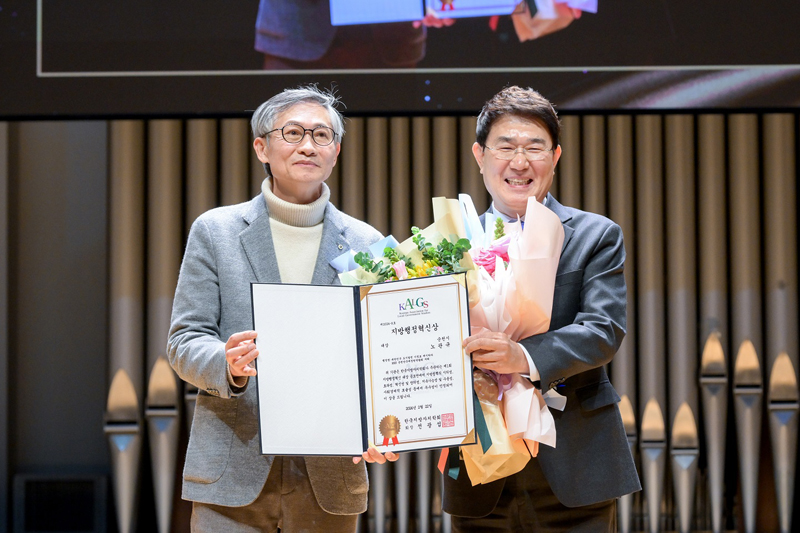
[483,144,555,162]
[263,124,340,146]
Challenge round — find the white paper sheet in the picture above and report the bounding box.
[253,284,364,455]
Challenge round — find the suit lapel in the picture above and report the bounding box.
[311,204,349,285]
[545,194,574,255]
[239,195,282,283]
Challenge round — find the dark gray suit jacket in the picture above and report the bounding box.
[443,194,641,515]
[167,194,382,512]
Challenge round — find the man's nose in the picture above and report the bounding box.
[509,150,530,168]
[296,132,317,152]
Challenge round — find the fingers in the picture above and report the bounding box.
[226,330,259,377]
[226,330,257,351]
[465,332,528,374]
[357,447,400,464]
[463,330,508,354]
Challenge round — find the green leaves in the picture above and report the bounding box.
[384,246,414,269]
[494,217,505,240]
[411,226,471,273]
[355,227,472,283]
[436,237,472,273]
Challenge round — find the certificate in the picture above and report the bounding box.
[251,273,475,456]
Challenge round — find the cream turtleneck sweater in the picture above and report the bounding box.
[261,178,328,283]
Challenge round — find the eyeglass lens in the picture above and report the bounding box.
[489,146,550,161]
[280,125,335,146]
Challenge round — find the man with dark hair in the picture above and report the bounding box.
[445,85,641,531]
[168,86,392,532]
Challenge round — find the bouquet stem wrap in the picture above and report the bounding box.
[448,194,565,485]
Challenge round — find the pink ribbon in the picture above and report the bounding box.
[482,370,514,401]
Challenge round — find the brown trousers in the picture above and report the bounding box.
[191,457,358,533]
[452,459,616,533]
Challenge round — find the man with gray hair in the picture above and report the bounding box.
[168,85,393,531]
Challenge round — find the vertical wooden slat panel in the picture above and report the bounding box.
[250,142,265,199]
[367,117,390,235]
[729,114,763,356]
[146,120,183,370]
[412,118,432,227]
[328,142,342,208]
[697,114,729,533]
[185,119,218,229]
[0,121,8,529]
[145,120,183,533]
[729,114,764,533]
[390,117,411,239]
[108,119,146,401]
[557,115,580,207]
[763,114,798,373]
[341,118,365,219]
[608,116,637,401]
[698,115,729,355]
[459,116,487,214]
[665,115,698,420]
[636,115,667,417]
[433,117,458,199]
[763,114,799,533]
[582,115,606,216]
[607,115,638,533]
[635,114,667,533]
[106,119,146,533]
[220,119,250,206]
[665,115,699,533]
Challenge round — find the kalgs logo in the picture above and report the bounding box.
[399,297,429,311]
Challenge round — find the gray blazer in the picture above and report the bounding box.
[443,194,641,515]
[167,194,382,512]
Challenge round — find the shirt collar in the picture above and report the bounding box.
[490,196,547,222]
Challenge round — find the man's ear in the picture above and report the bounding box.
[253,136,269,164]
[332,141,341,167]
[552,144,562,168]
[471,142,484,173]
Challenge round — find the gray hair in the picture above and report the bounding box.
[250,85,345,141]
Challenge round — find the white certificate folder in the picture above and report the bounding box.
[251,273,475,456]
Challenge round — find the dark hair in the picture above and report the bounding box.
[475,86,560,148]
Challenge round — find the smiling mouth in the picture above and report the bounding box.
[505,178,532,186]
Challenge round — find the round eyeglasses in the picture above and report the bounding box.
[265,124,339,146]
[484,145,554,162]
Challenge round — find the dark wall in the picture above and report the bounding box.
[8,121,109,473]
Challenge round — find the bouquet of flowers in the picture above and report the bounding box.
[334,200,476,287]
[431,194,565,485]
[332,195,565,485]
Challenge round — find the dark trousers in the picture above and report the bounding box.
[452,459,616,533]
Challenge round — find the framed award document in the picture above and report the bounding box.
[251,273,476,456]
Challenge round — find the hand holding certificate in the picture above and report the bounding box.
[251,273,475,456]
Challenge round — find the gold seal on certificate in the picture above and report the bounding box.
[379,415,401,446]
